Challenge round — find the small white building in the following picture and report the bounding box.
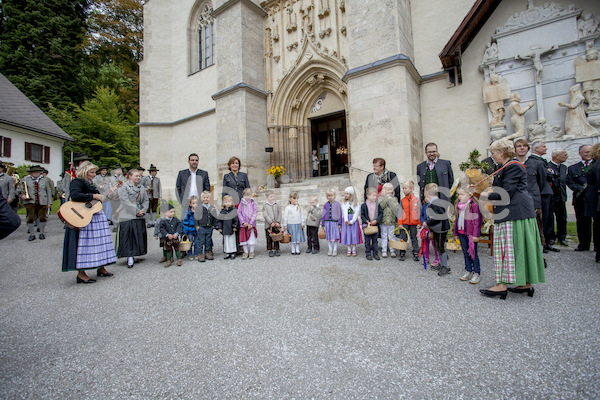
[0,72,73,182]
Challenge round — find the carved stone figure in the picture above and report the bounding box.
[507,92,535,140]
[575,45,600,113]
[516,45,556,84]
[482,74,510,128]
[558,84,598,137]
[496,2,573,34]
[526,118,562,142]
[578,13,600,38]
[481,42,498,64]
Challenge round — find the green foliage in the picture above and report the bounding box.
[459,149,490,172]
[15,164,32,179]
[0,0,89,111]
[48,87,139,170]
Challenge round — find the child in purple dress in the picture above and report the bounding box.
[340,186,362,256]
[321,187,342,256]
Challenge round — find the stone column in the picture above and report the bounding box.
[344,0,422,195]
[212,0,269,191]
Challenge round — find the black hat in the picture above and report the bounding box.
[0,161,5,170]
[98,165,108,171]
[28,165,44,173]
[113,164,122,169]
[73,153,90,162]
[167,203,174,211]
[148,164,159,172]
[137,166,145,171]
[42,169,49,174]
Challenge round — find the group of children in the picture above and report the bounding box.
[150,181,484,284]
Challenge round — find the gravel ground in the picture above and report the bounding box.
[1,216,599,399]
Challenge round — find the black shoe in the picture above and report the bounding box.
[399,254,405,261]
[558,240,568,247]
[437,266,451,276]
[269,250,275,257]
[366,254,373,260]
[373,254,380,260]
[544,258,548,269]
[27,229,30,234]
[274,250,280,257]
[230,254,236,260]
[127,263,134,269]
[543,247,549,253]
[76,276,96,284]
[479,289,507,300]
[39,234,45,240]
[312,249,319,254]
[545,245,560,252]
[28,235,36,241]
[413,254,420,262]
[97,270,114,277]
[507,287,534,297]
[574,246,589,252]
[147,223,152,228]
[306,248,312,253]
[37,228,40,232]
[224,254,231,259]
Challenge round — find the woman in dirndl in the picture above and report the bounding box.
[116,169,149,268]
[62,161,116,283]
[479,139,545,299]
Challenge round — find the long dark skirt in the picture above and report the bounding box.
[116,218,147,258]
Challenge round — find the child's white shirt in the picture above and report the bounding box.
[283,204,304,226]
[341,201,359,224]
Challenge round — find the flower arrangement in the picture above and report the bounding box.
[267,166,286,179]
[459,149,490,172]
[254,185,267,196]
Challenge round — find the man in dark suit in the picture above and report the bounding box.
[363,157,401,201]
[547,149,568,247]
[567,144,593,251]
[175,153,211,210]
[416,143,454,202]
[527,141,559,252]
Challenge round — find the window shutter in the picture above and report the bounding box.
[44,146,50,164]
[0,136,3,156]
[25,142,32,161]
[3,137,11,157]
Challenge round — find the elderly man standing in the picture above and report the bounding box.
[547,149,569,247]
[176,153,211,210]
[416,142,454,202]
[363,158,400,201]
[567,145,593,251]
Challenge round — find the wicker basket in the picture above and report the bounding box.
[389,226,409,250]
[179,235,192,251]
[446,239,462,251]
[364,225,378,235]
[269,229,283,242]
[318,227,326,239]
[280,233,291,243]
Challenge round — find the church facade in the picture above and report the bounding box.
[140,0,600,200]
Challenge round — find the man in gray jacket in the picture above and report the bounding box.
[18,165,53,241]
[0,162,16,212]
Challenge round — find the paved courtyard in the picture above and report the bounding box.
[1,216,599,399]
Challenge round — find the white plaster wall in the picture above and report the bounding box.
[0,124,66,182]
[420,0,600,179]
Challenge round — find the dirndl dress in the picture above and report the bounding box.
[116,217,148,257]
[493,218,545,286]
[287,223,306,243]
[62,212,117,271]
[324,221,340,241]
[340,222,363,245]
[239,226,258,245]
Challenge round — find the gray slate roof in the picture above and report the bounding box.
[0,72,73,141]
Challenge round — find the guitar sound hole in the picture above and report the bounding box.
[85,202,92,209]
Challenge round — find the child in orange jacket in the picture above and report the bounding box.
[398,180,421,261]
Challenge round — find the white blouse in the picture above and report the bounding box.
[283,204,304,226]
[341,202,359,224]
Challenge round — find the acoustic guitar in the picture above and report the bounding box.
[58,200,103,229]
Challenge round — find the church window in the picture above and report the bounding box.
[190,2,214,73]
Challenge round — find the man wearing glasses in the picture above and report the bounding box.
[416,142,454,202]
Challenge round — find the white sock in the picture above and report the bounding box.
[250,244,255,253]
[243,244,249,254]
[328,241,333,251]
[351,244,356,253]
[333,241,338,252]
[128,256,134,265]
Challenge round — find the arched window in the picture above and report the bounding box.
[189,2,215,74]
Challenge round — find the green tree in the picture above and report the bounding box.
[48,87,139,169]
[0,0,89,111]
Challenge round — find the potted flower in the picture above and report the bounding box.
[267,165,286,188]
[459,149,490,183]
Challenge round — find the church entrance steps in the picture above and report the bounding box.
[253,174,351,223]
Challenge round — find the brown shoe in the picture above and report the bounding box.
[249,252,255,259]
[164,260,172,268]
[206,251,214,260]
[198,253,206,263]
[176,259,182,267]
[159,256,167,263]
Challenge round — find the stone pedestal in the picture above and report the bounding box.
[490,126,507,141]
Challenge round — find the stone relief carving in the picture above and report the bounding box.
[286,7,297,33]
[310,92,327,113]
[575,42,600,128]
[558,84,598,137]
[318,0,329,18]
[481,42,498,64]
[292,99,301,109]
[340,26,346,36]
[578,13,600,38]
[319,27,332,39]
[482,74,510,128]
[287,41,298,51]
[272,25,280,42]
[516,45,556,84]
[339,0,345,13]
[527,118,562,142]
[496,1,575,34]
[289,126,298,139]
[507,92,535,140]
